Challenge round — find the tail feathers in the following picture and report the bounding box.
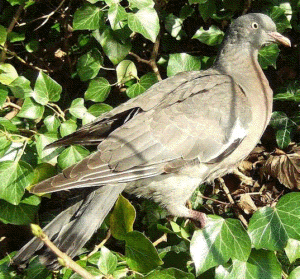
[13,185,125,270]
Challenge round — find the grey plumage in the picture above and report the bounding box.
[13,13,290,269]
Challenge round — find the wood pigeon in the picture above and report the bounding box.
[13,13,291,269]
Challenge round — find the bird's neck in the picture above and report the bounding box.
[214,42,260,84]
[214,42,273,131]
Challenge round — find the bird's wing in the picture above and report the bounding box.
[47,70,220,147]
[32,71,251,193]
[100,73,252,171]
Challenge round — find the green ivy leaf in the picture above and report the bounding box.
[43,115,61,132]
[248,193,300,251]
[128,0,154,9]
[198,1,216,21]
[0,194,40,225]
[73,3,104,30]
[31,163,57,186]
[0,117,18,132]
[60,119,77,137]
[85,77,111,102]
[103,0,121,5]
[289,266,300,279]
[0,86,8,108]
[5,0,25,6]
[128,8,160,42]
[284,239,300,264]
[93,28,131,65]
[276,128,291,149]
[8,76,33,99]
[167,53,201,77]
[270,111,293,130]
[0,63,18,85]
[88,103,113,117]
[71,266,102,278]
[190,216,251,275]
[25,40,40,53]
[57,145,90,169]
[223,0,244,12]
[35,132,60,164]
[0,252,20,279]
[32,72,62,105]
[188,0,207,4]
[125,231,163,273]
[215,249,282,279]
[0,25,7,46]
[82,112,96,125]
[0,160,34,205]
[269,111,293,148]
[116,60,138,84]
[87,0,103,3]
[180,5,194,20]
[192,25,224,46]
[7,31,25,42]
[258,44,280,69]
[165,14,184,39]
[108,4,127,30]
[269,6,292,32]
[144,268,195,279]
[0,135,12,158]
[77,49,103,81]
[24,258,50,279]
[69,98,87,119]
[274,82,300,102]
[17,97,44,120]
[97,247,118,275]
[110,195,136,240]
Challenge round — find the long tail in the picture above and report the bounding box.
[13,185,125,270]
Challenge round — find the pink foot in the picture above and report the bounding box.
[189,210,207,228]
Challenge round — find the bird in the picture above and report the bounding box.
[13,13,290,270]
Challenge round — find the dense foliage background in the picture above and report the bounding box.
[0,0,300,278]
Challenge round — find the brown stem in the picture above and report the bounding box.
[218,178,248,228]
[129,33,162,81]
[0,3,25,62]
[0,46,49,72]
[153,233,167,246]
[150,34,162,81]
[242,0,252,15]
[30,224,95,279]
[83,230,112,260]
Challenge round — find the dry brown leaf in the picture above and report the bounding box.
[263,148,300,189]
[238,193,257,214]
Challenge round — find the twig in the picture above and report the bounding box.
[218,178,248,228]
[150,34,162,81]
[242,0,252,15]
[129,33,162,81]
[47,103,66,121]
[83,230,112,260]
[3,97,22,120]
[129,52,151,66]
[34,0,66,31]
[153,233,167,246]
[0,46,49,72]
[0,3,25,62]
[3,101,22,111]
[201,195,230,205]
[30,224,95,279]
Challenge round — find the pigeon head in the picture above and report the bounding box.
[226,13,291,49]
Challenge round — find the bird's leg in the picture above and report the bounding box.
[166,204,207,228]
[188,209,207,228]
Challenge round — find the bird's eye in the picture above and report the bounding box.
[251,22,259,29]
